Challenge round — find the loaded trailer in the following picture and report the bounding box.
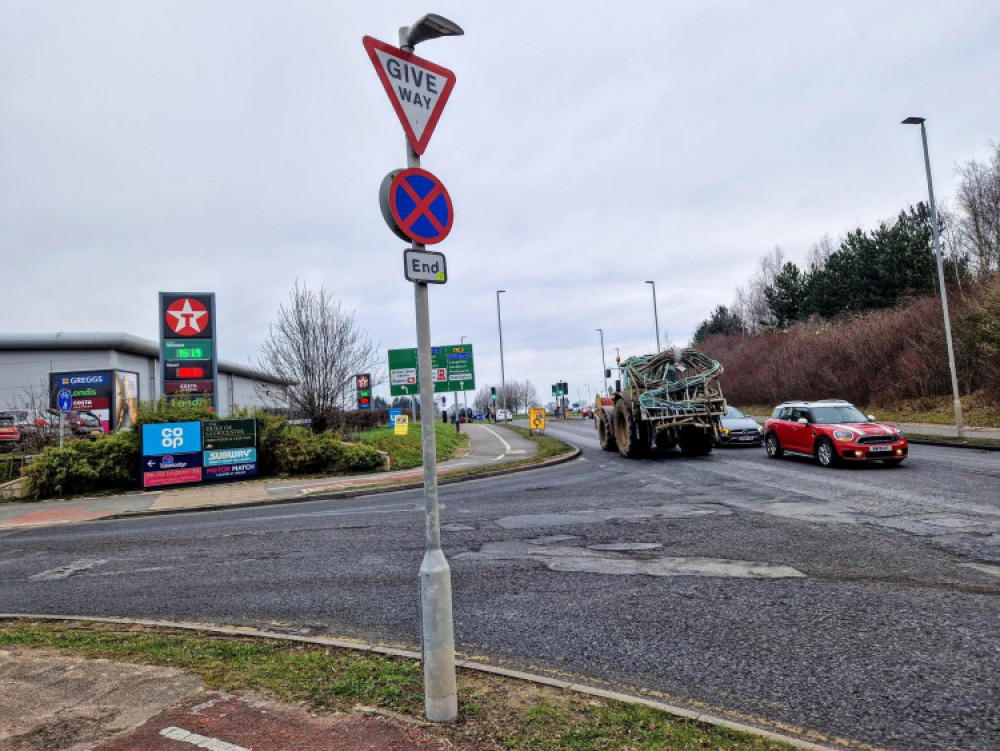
[595,348,726,458]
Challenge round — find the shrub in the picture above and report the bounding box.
[24,431,139,499]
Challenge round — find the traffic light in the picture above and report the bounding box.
[490,387,497,401]
[551,384,556,397]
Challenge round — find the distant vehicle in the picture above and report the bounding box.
[496,409,512,421]
[764,399,907,467]
[0,414,20,443]
[457,407,475,423]
[717,406,763,446]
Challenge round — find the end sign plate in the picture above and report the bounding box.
[404,249,447,284]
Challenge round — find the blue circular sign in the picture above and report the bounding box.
[57,388,73,413]
[386,168,454,245]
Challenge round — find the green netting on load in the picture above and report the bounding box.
[622,349,725,417]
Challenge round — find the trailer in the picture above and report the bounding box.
[595,348,726,458]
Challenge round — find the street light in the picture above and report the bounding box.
[902,116,965,439]
[401,13,464,48]
[645,280,661,352]
[397,13,463,724]
[496,290,506,422]
[596,328,608,395]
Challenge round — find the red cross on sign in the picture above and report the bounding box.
[386,168,454,245]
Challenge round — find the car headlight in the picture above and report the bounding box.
[833,430,854,441]
[719,428,729,435]
[756,425,764,433]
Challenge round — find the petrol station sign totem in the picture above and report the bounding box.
[159,292,218,410]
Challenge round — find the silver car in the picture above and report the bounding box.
[717,406,764,446]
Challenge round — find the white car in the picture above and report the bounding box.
[495,409,512,421]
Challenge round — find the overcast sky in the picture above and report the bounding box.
[2,1,998,406]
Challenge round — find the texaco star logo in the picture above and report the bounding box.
[165,298,209,336]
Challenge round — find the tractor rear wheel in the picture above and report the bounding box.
[614,400,647,458]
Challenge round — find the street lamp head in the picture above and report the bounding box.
[645,280,655,285]
[404,14,464,47]
[902,116,926,125]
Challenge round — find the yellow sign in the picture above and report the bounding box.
[529,408,546,431]
[394,415,409,435]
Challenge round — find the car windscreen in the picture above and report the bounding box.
[0,416,14,427]
[811,405,867,424]
[80,414,102,427]
[726,407,745,418]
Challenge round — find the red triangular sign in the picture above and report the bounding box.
[363,35,457,155]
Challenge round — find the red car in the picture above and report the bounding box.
[0,414,21,443]
[764,399,907,467]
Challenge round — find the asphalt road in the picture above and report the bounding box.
[2,421,998,750]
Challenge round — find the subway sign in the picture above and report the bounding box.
[160,292,217,410]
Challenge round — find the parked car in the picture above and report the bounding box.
[46,409,105,438]
[0,414,21,443]
[764,399,907,467]
[716,406,763,446]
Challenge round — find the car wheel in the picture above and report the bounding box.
[816,437,837,467]
[765,433,783,459]
[882,458,904,467]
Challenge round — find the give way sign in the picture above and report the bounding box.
[363,35,457,155]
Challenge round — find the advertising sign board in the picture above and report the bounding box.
[140,418,258,489]
[203,418,256,451]
[50,369,139,433]
[388,344,475,397]
[160,292,218,410]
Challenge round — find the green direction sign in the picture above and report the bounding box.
[202,418,257,451]
[388,344,475,397]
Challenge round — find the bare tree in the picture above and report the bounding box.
[732,245,784,334]
[953,142,1000,278]
[257,281,379,432]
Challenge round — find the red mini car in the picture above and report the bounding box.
[0,414,21,443]
[764,399,907,467]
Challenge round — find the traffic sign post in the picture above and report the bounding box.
[57,388,72,449]
[366,17,462,723]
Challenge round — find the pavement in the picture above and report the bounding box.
[0,422,550,533]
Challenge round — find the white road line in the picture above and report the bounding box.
[481,425,512,452]
[160,726,251,751]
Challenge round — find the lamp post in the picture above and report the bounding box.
[398,13,463,724]
[459,335,468,414]
[645,280,661,352]
[496,290,506,422]
[596,328,608,395]
[902,116,965,440]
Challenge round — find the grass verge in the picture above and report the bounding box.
[356,421,469,469]
[0,620,797,751]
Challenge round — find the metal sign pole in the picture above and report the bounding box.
[400,27,458,725]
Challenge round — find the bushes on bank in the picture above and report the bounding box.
[22,404,385,500]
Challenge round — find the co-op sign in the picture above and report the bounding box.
[140,419,258,489]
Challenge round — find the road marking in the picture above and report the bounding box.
[29,558,107,581]
[481,425,512,452]
[160,726,251,751]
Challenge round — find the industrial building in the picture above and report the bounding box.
[0,332,286,421]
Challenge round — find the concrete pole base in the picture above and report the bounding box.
[420,548,458,722]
